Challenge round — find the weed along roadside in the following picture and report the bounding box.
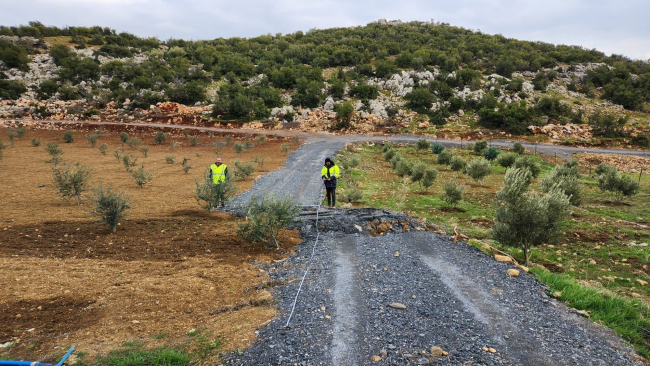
[0,127,303,364]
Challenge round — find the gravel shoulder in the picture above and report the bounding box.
[226,209,641,365]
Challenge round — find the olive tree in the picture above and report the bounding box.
[492,168,571,265]
[89,182,131,233]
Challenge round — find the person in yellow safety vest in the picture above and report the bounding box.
[210,157,228,206]
[321,157,339,208]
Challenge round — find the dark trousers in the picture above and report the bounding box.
[325,187,336,207]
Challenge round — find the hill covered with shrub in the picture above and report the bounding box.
[0,20,649,144]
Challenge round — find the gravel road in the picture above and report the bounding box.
[219,139,642,365]
[228,140,345,208]
[226,209,640,365]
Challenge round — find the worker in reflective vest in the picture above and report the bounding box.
[210,157,228,184]
[210,158,228,207]
[321,157,339,208]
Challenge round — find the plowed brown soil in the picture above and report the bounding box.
[0,128,301,363]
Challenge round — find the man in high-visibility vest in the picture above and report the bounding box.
[321,157,339,208]
[210,157,228,206]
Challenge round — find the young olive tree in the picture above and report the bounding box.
[441,180,465,207]
[492,168,571,265]
[596,164,640,202]
[436,149,453,165]
[237,195,301,249]
[89,182,131,233]
[539,161,583,206]
[194,168,238,211]
[421,168,437,191]
[52,163,92,205]
[465,158,492,182]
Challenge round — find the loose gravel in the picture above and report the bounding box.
[228,140,346,209]
[225,209,640,365]
[222,139,641,365]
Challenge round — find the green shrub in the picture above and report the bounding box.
[89,182,131,233]
[7,132,16,147]
[254,135,267,144]
[482,147,500,161]
[421,168,437,191]
[465,158,491,182]
[431,143,445,154]
[234,160,255,181]
[513,155,541,178]
[237,195,301,249]
[244,141,254,149]
[513,141,525,154]
[497,153,517,168]
[597,166,640,202]
[390,153,403,169]
[131,164,153,187]
[122,154,138,171]
[416,138,431,150]
[16,127,26,139]
[84,133,98,147]
[594,163,617,176]
[442,180,464,207]
[631,134,649,148]
[45,142,64,165]
[113,149,121,162]
[540,162,583,206]
[233,142,244,156]
[395,159,413,177]
[194,168,238,210]
[127,137,142,150]
[31,138,41,147]
[189,136,199,146]
[473,141,488,155]
[98,143,108,155]
[449,156,466,174]
[436,149,453,165]
[52,163,92,205]
[492,168,571,264]
[119,132,129,146]
[410,162,426,184]
[62,130,75,143]
[0,80,27,100]
[165,155,175,164]
[334,102,354,129]
[154,130,168,144]
[139,145,149,157]
[343,186,363,203]
[383,148,396,161]
[181,157,192,174]
[348,156,360,168]
[281,143,290,155]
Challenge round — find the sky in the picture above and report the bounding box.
[2,0,649,61]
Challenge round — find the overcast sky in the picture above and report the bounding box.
[2,0,649,60]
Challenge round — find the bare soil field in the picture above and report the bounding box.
[0,127,301,363]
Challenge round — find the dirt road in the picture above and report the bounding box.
[15,119,650,161]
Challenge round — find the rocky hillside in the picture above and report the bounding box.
[0,21,649,146]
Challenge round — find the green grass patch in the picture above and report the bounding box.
[95,347,190,366]
[532,268,650,358]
